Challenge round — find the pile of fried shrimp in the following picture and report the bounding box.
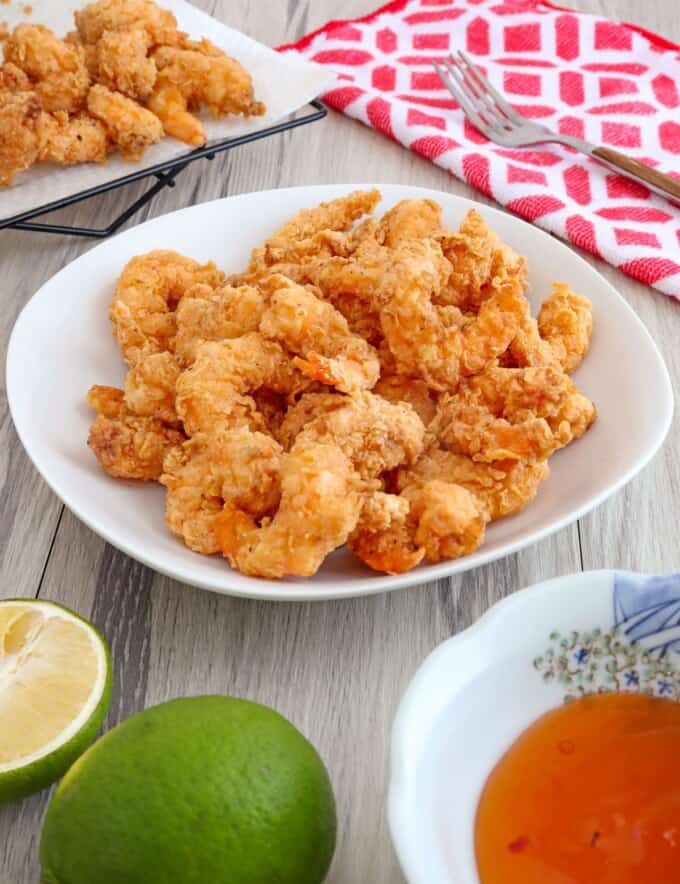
[86,189,597,579]
[0,0,264,186]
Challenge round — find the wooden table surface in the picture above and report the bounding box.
[1,1,678,880]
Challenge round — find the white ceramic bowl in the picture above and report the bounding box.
[388,570,680,883]
[7,185,673,600]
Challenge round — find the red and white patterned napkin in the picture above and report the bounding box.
[280,0,680,297]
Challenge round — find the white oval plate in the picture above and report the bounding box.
[7,185,673,601]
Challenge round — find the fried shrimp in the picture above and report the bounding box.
[438,209,525,310]
[175,333,311,436]
[259,275,380,393]
[39,111,110,164]
[174,283,265,365]
[147,41,263,145]
[380,239,527,391]
[432,365,596,463]
[87,83,163,159]
[74,0,179,46]
[215,439,364,578]
[509,283,593,374]
[87,384,184,480]
[0,89,42,185]
[374,375,437,426]
[275,392,348,450]
[5,24,90,113]
[0,61,31,92]
[395,445,550,521]
[349,481,487,574]
[214,393,424,578]
[123,350,181,424]
[110,250,225,362]
[161,426,283,554]
[246,189,381,278]
[94,26,156,99]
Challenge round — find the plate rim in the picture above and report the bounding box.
[6,184,674,601]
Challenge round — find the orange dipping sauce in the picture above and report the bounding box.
[475,692,680,883]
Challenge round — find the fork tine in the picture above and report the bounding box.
[434,62,493,138]
[458,50,524,125]
[442,58,507,136]
[444,56,508,133]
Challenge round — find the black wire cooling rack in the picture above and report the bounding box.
[0,99,327,239]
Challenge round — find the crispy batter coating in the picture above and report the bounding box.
[259,275,380,393]
[87,83,162,159]
[214,392,424,578]
[161,426,282,554]
[396,445,550,521]
[5,24,90,113]
[380,239,527,391]
[174,283,265,366]
[431,365,596,463]
[438,209,526,310]
[124,349,181,424]
[175,333,311,436]
[75,0,179,46]
[147,40,263,146]
[374,374,438,426]
[87,385,184,480]
[509,283,593,374]
[94,26,156,99]
[39,110,110,164]
[110,249,225,362]
[0,60,31,91]
[349,481,486,574]
[275,392,348,450]
[246,189,381,279]
[0,89,41,185]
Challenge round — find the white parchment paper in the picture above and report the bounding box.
[0,0,334,222]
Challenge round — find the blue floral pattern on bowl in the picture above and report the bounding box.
[534,572,680,702]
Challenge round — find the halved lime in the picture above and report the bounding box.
[0,599,111,803]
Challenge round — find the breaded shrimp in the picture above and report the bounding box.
[174,283,265,365]
[438,209,525,310]
[214,392,424,578]
[39,111,110,165]
[161,426,283,554]
[5,24,90,113]
[146,84,205,146]
[110,250,225,362]
[509,284,593,374]
[94,26,156,99]
[374,375,437,426]
[395,445,550,521]
[175,333,312,436]
[123,349,181,425]
[431,365,596,463]
[259,275,380,393]
[87,83,163,160]
[0,61,31,92]
[348,481,487,574]
[246,189,381,278]
[147,42,263,146]
[376,198,443,247]
[215,439,364,577]
[87,385,184,480]
[380,239,527,391]
[275,392,348,450]
[0,89,42,185]
[75,0,179,46]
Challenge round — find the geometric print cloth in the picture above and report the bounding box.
[280,0,680,296]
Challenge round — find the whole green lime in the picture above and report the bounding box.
[40,696,336,884]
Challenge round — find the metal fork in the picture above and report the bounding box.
[434,51,680,203]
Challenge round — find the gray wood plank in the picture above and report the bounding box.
[1,1,677,882]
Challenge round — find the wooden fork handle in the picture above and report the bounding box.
[591,146,680,202]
